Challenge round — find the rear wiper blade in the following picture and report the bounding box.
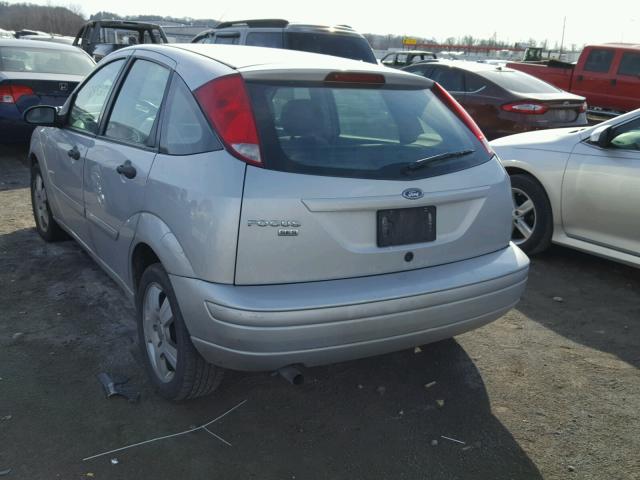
[404,149,475,172]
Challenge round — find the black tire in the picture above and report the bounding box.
[509,173,553,255]
[30,162,67,242]
[136,263,224,401]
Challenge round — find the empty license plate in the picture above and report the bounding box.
[377,206,436,247]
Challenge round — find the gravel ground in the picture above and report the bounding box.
[1,145,638,480]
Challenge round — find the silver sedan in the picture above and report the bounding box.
[492,109,640,267]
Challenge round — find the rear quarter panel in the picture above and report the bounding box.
[140,151,246,285]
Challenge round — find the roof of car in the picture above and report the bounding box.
[410,59,517,73]
[166,43,383,71]
[84,20,163,29]
[203,19,360,35]
[593,42,640,50]
[390,50,436,55]
[0,38,85,52]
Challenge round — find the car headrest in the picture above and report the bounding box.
[280,99,323,138]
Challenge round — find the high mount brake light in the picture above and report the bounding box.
[432,82,493,155]
[194,74,262,166]
[501,102,549,115]
[0,84,34,104]
[324,72,385,84]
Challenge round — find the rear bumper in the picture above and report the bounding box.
[171,243,529,371]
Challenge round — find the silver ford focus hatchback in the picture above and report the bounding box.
[25,44,529,400]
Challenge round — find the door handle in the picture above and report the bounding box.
[610,78,617,86]
[116,160,137,179]
[576,74,583,81]
[67,146,80,160]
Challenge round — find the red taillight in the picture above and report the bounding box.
[324,72,385,84]
[579,101,588,113]
[501,102,549,115]
[432,82,493,155]
[0,84,34,104]
[194,74,262,166]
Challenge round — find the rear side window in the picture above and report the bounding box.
[464,72,488,93]
[214,34,239,45]
[583,49,615,73]
[247,83,491,180]
[405,64,436,78]
[430,67,464,92]
[246,32,283,48]
[481,70,560,93]
[285,32,376,63]
[160,75,222,155]
[617,52,640,77]
[104,60,170,146]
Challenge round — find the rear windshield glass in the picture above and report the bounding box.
[0,47,94,75]
[285,32,377,64]
[99,28,162,45]
[481,70,560,94]
[247,83,491,180]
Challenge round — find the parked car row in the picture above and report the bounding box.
[402,60,588,139]
[2,19,637,401]
[0,39,95,143]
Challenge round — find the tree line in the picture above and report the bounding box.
[0,2,84,36]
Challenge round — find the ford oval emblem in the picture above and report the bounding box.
[402,188,424,200]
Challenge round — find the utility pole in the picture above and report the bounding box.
[559,16,566,56]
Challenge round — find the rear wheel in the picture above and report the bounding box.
[30,163,67,242]
[136,263,224,401]
[509,173,552,255]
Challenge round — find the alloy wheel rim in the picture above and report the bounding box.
[512,187,536,245]
[142,283,178,383]
[33,174,50,232]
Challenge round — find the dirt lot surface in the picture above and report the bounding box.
[1,145,638,480]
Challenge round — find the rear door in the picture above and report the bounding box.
[235,78,513,285]
[614,50,640,112]
[83,54,171,284]
[573,47,616,109]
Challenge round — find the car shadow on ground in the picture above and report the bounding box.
[0,227,543,479]
[0,144,30,191]
[517,245,639,368]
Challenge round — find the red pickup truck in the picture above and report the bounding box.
[507,44,640,115]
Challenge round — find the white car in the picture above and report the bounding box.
[491,109,640,267]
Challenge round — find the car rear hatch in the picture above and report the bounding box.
[194,67,513,285]
[486,69,587,123]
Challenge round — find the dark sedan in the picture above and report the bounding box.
[0,39,95,144]
[403,60,588,140]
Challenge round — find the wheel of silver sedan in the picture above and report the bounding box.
[33,173,50,232]
[142,283,178,383]
[511,187,536,245]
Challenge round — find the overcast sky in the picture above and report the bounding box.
[20,0,640,47]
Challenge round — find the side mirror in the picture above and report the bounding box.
[23,105,59,126]
[589,124,612,148]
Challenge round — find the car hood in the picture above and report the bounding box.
[490,126,588,152]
